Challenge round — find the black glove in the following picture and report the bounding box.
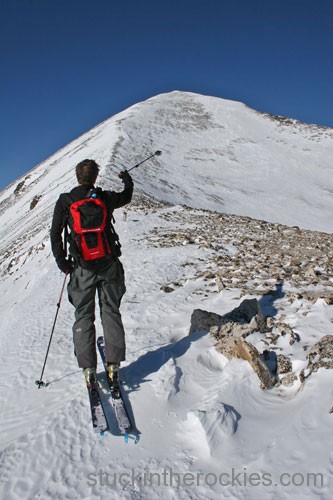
[57,258,75,274]
[118,170,133,186]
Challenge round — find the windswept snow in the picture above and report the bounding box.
[0,92,332,499]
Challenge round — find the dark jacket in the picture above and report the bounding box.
[50,176,133,272]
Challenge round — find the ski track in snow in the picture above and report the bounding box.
[0,91,333,499]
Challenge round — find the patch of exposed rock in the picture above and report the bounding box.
[307,335,333,373]
[276,354,292,374]
[135,202,333,303]
[189,299,276,389]
[30,195,42,210]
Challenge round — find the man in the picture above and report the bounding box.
[50,159,133,388]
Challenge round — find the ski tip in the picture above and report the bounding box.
[124,433,129,443]
[100,431,105,437]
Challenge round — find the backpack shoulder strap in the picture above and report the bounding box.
[59,193,74,257]
[94,187,116,223]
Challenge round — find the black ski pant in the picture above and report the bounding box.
[67,258,126,369]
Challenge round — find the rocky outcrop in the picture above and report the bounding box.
[190,299,267,339]
[189,299,276,389]
[307,335,333,373]
[225,337,276,389]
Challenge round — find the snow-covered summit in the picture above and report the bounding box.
[106,90,333,232]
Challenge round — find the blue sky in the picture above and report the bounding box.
[1,0,332,190]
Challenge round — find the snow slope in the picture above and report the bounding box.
[114,91,333,233]
[1,90,332,236]
[0,92,332,499]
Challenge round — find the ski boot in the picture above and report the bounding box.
[106,363,120,398]
[84,367,97,388]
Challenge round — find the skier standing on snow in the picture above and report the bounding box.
[50,159,133,388]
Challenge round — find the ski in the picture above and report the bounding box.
[87,381,109,435]
[97,336,132,437]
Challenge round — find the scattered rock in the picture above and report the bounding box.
[30,195,42,210]
[266,317,275,329]
[215,275,227,291]
[14,180,25,195]
[274,322,300,344]
[280,372,298,387]
[277,354,292,374]
[160,285,175,293]
[142,203,333,297]
[202,271,215,280]
[299,368,311,383]
[307,335,333,373]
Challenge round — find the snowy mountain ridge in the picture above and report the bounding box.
[1,90,333,231]
[0,91,333,500]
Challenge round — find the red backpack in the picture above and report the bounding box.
[64,190,121,264]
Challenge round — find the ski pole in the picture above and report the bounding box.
[35,272,69,389]
[126,150,162,173]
